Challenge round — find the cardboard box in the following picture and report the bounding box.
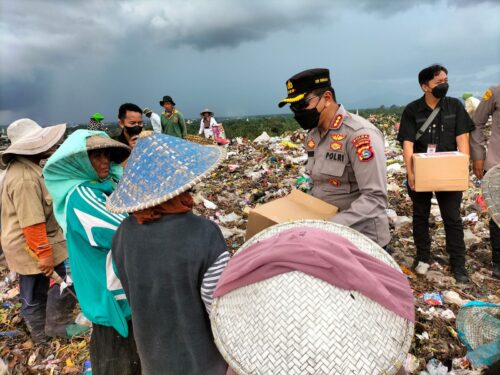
[245,189,338,240]
[413,152,469,192]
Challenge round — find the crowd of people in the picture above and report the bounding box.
[0,64,498,374]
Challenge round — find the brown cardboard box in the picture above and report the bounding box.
[245,189,338,240]
[412,151,469,192]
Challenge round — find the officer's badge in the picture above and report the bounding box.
[356,144,374,162]
[328,178,341,187]
[330,141,343,151]
[287,80,295,94]
[330,134,346,141]
[352,134,371,148]
[307,138,316,149]
[483,89,493,101]
[330,114,344,129]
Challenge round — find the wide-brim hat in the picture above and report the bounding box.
[278,68,331,108]
[143,107,153,115]
[2,118,66,164]
[482,164,500,226]
[200,108,213,116]
[159,95,175,106]
[211,220,414,375]
[90,112,104,121]
[86,135,130,164]
[107,133,225,213]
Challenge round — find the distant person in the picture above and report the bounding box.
[1,119,88,343]
[397,64,475,283]
[44,130,140,374]
[471,84,500,279]
[143,107,161,134]
[159,95,187,139]
[108,134,229,374]
[115,103,144,149]
[87,112,105,131]
[278,68,390,248]
[198,109,217,139]
[462,92,480,118]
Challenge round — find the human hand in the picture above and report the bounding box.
[472,160,485,180]
[38,255,54,276]
[407,173,415,190]
[129,135,139,148]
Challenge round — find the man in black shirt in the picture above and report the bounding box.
[397,64,474,283]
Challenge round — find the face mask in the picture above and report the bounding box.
[125,125,143,136]
[431,83,449,99]
[293,108,320,130]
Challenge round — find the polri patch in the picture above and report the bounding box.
[307,138,316,149]
[328,178,341,187]
[483,89,493,101]
[325,152,344,162]
[330,133,346,141]
[352,134,371,148]
[356,144,374,162]
[330,141,343,151]
[329,114,344,129]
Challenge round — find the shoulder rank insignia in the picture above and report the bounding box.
[352,134,371,148]
[307,138,316,149]
[483,89,493,101]
[328,178,341,187]
[330,141,343,151]
[329,114,344,129]
[330,133,346,141]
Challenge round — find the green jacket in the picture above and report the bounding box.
[161,109,187,138]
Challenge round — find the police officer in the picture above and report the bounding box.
[398,64,474,283]
[471,84,500,279]
[278,68,390,248]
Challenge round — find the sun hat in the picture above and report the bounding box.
[482,164,500,226]
[2,118,66,164]
[159,95,176,106]
[143,108,153,116]
[90,112,104,121]
[86,135,130,164]
[106,133,225,213]
[200,108,213,116]
[211,220,414,375]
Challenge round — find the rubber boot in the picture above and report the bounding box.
[490,219,500,279]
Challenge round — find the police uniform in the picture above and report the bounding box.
[471,85,500,278]
[279,68,390,247]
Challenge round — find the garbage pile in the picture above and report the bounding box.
[1,113,499,374]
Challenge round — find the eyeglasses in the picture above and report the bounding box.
[290,95,320,112]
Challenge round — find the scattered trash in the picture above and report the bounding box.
[75,312,92,327]
[415,262,430,275]
[416,331,430,341]
[387,163,402,174]
[422,293,444,306]
[426,358,448,375]
[462,213,478,223]
[203,198,218,210]
[219,212,242,224]
[403,353,420,373]
[440,309,456,320]
[442,291,466,306]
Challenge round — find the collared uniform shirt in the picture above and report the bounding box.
[1,157,67,274]
[398,96,474,153]
[471,85,500,171]
[305,105,390,247]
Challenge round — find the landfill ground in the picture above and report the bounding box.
[1,113,499,374]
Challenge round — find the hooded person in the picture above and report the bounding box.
[1,119,89,343]
[211,220,415,375]
[43,130,141,374]
[107,133,230,375]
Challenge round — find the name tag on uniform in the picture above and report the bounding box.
[427,144,437,153]
[325,152,344,162]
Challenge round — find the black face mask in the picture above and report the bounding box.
[293,108,320,130]
[431,83,449,99]
[125,125,143,136]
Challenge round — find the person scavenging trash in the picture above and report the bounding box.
[1,119,89,343]
[199,108,217,139]
[108,133,230,375]
[278,68,391,248]
[211,220,414,375]
[87,112,105,131]
[159,95,187,139]
[397,64,475,283]
[43,130,141,374]
[143,107,161,134]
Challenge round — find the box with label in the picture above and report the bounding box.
[412,152,469,192]
[245,189,338,240]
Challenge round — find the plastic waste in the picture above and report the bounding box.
[442,291,466,306]
[426,358,448,375]
[403,353,420,373]
[422,293,444,306]
[83,360,92,374]
[415,262,430,275]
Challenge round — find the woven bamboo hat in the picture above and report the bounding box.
[211,220,414,375]
[107,133,225,213]
[482,164,500,226]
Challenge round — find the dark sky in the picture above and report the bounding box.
[1,0,499,125]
